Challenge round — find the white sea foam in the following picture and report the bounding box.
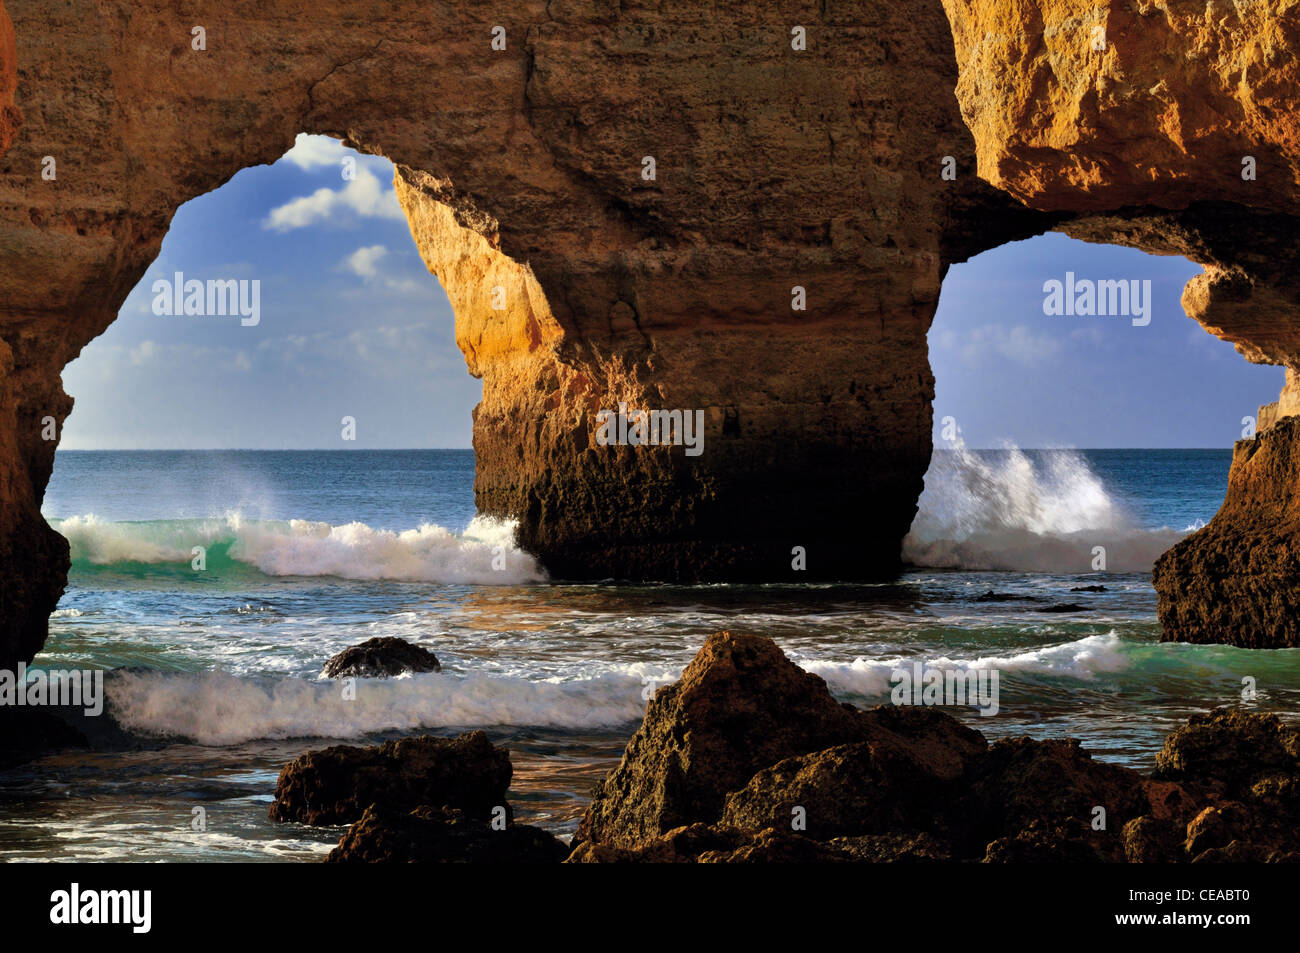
[802,632,1134,697]
[54,513,545,585]
[903,444,1188,572]
[104,635,1137,744]
[105,668,656,745]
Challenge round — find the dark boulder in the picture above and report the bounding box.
[1153,708,1299,796]
[269,731,510,826]
[721,722,983,840]
[1121,816,1183,863]
[321,636,440,678]
[328,804,568,863]
[983,819,1107,863]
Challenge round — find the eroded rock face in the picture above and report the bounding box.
[4,1,1300,668]
[570,631,987,849]
[0,0,1052,675]
[268,731,511,826]
[571,636,1300,863]
[961,736,1146,859]
[1154,418,1300,648]
[1152,708,1300,794]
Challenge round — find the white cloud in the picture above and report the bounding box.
[958,324,1064,366]
[280,133,348,170]
[129,340,157,366]
[1069,325,1107,347]
[263,166,404,231]
[344,245,388,278]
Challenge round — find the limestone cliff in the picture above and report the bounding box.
[942,0,1300,647]
[1154,416,1300,649]
[3,0,1300,670]
[0,0,1050,671]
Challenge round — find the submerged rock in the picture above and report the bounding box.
[328,804,568,864]
[321,636,440,678]
[269,731,510,826]
[974,591,1038,602]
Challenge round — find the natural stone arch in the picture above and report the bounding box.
[5,0,1300,674]
[0,0,1051,671]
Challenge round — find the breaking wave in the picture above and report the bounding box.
[802,632,1134,697]
[52,514,545,585]
[105,668,655,745]
[902,445,1189,572]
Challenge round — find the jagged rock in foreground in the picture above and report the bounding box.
[1154,417,1300,648]
[320,636,441,679]
[327,804,568,864]
[569,631,986,850]
[268,731,510,826]
[570,634,1300,863]
[1153,707,1300,794]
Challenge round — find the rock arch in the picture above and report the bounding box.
[2,0,1300,671]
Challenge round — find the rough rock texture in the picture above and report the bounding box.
[569,630,986,849]
[1152,708,1300,795]
[943,0,1300,647]
[0,0,1056,675]
[719,737,976,840]
[567,821,872,863]
[268,731,511,826]
[327,804,568,864]
[961,736,1147,860]
[320,636,441,679]
[1154,417,1300,647]
[945,0,1300,367]
[571,637,1300,863]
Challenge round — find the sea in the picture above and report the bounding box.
[1,446,1297,861]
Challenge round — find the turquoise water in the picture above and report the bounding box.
[1,447,1298,862]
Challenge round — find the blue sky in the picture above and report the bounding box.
[60,135,479,450]
[59,135,1284,450]
[931,233,1283,448]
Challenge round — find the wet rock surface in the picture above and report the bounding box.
[268,731,510,827]
[320,636,441,679]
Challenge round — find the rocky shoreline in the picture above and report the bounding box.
[1154,416,1300,649]
[267,633,1300,863]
